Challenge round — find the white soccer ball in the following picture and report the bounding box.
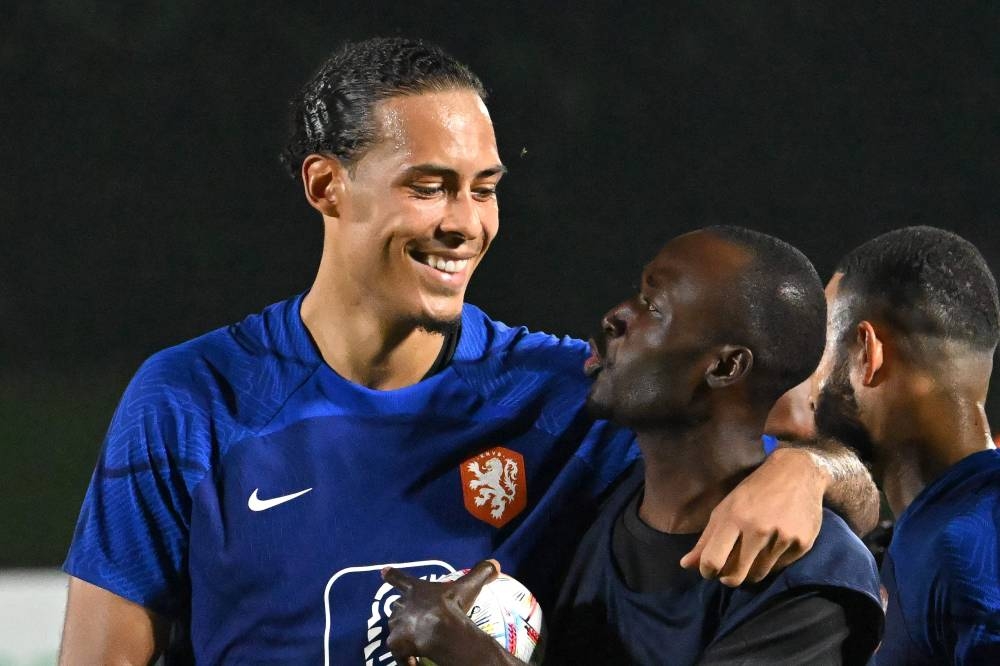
[422,570,545,665]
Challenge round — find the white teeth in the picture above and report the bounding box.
[419,254,468,274]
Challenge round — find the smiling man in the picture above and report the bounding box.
[59,39,877,663]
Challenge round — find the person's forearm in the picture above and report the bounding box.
[60,577,167,666]
[776,438,880,537]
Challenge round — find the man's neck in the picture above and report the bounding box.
[300,286,447,391]
[635,407,767,534]
[878,394,994,517]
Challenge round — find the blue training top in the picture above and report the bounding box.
[64,295,637,664]
[877,448,1000,664]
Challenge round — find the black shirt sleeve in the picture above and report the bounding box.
[697,588,878,666]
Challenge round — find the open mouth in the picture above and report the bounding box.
[584,338,604,377]
[409,250,471,275]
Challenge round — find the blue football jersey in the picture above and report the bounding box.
[877,448,1000,664]
[64,295,638,663]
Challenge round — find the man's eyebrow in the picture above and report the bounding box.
[643,271,660,290]
[478,164,508,178]
[402,163,507,179]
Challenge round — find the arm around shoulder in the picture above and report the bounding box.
[775,437,880,537]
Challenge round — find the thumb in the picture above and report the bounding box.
[452,559,500,611]
[381,566,417,592]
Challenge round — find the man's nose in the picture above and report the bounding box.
[601,301,633,339]
[439,192,481,241]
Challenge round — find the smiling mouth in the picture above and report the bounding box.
[409,250,471,275]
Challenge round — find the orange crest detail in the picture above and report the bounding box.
[460,446,527,528]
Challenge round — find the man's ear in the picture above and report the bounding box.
[301,154,348,217]
[705,346,754,389]
[857,321,885,387]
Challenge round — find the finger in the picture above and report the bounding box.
[773,539,809,570]
[386,598,407,626]
[381,566,417,592]
[679,532,706,569]
[386,632,417,662]
[452,559,500,610]
[695,522,741,580]
[745,534,784,584]
[717,525,776,587]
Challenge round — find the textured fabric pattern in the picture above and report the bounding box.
[877,448,1000,665]
[64,295,638,663]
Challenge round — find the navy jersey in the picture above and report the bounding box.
[877,448,1000,665]
[64,295,637,664]
[552,463,884,665]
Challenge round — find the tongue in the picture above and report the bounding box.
[583,339,602,376]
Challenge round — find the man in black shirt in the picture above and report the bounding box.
[380,226,884,665]
[549,226,883,664]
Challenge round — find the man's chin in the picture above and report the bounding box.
[585,391,615,421]
[404,294,465,335]
[815,396,877,464]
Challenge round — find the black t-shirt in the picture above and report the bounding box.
[422,324,461,379]
[611,486,876,665]
[549,463,884,665]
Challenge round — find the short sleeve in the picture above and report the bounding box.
[63,355,211,617]
[700,588,880,665]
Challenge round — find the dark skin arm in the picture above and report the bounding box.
[382,560,525,666]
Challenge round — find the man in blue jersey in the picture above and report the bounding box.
[809,226,1000,664]
[384,228,884,665]
[59,38,878,663]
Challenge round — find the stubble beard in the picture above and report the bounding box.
[411,314,462,337]
[814,351,878,465]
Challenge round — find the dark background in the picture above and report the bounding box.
[3,2,998,566]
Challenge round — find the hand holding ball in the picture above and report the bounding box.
[382,560,545,665]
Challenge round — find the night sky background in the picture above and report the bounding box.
[3,2,999,565]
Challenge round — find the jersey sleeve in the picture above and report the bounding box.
[63,354,211,617]
[700,588,878,665]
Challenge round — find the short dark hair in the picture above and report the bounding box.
[835,226,1000,353]
[705,226,828,404]
[280,37,487,178]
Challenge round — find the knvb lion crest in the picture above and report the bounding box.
[460,446,527,528]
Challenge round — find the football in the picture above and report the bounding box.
[422,570,545,665]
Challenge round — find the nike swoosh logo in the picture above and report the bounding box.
[248,487,313,512]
